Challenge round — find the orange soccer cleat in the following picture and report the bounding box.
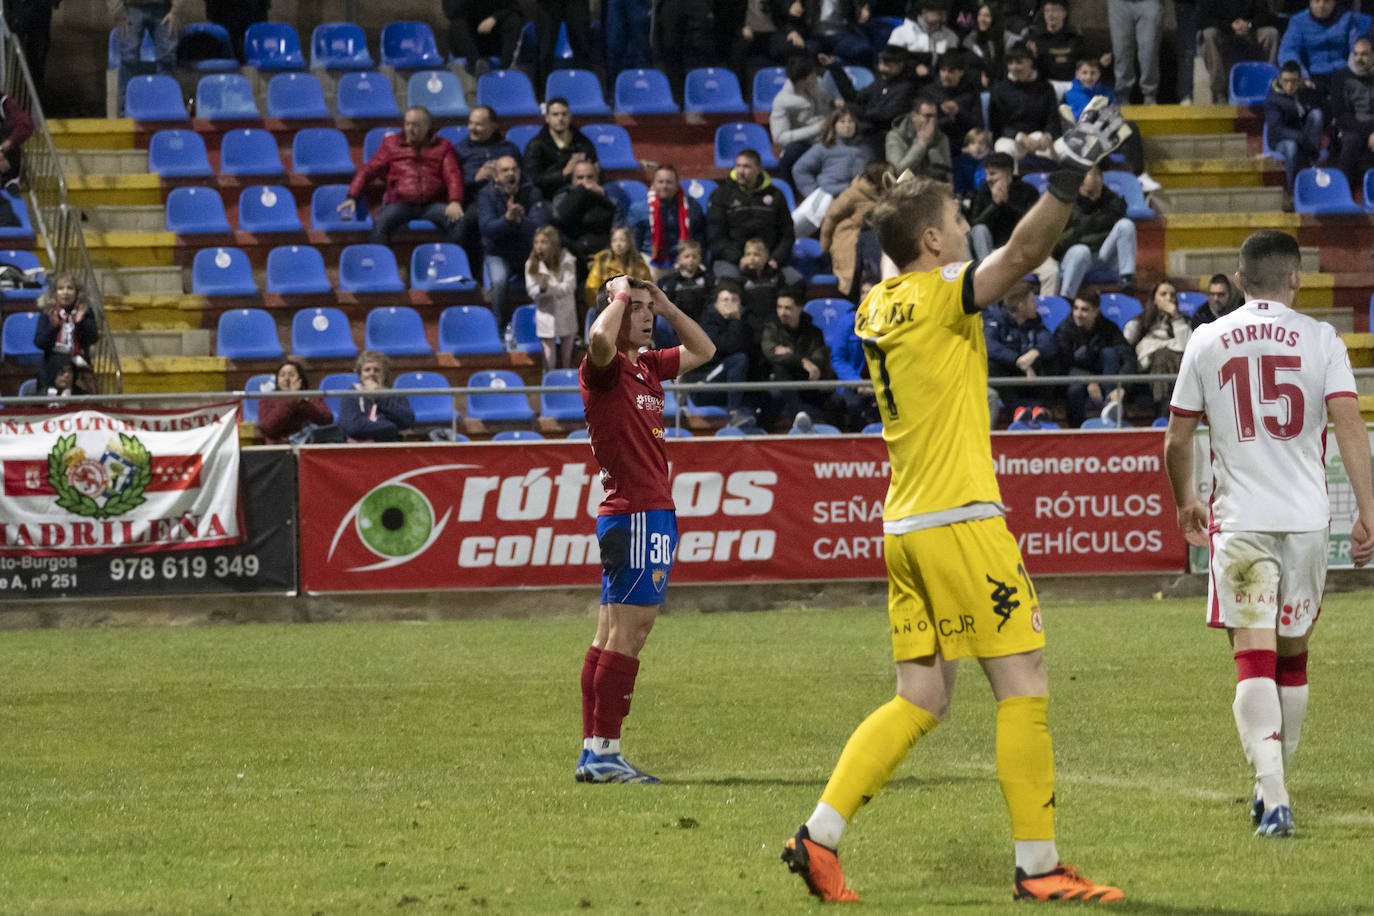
[781,826,860,902]
[1013,864,1124,902]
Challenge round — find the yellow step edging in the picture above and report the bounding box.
[48,118,138,151]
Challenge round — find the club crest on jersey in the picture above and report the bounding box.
[941,262,963,282]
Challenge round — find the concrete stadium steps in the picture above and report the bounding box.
[1142,133,1252,161]
[110,328,213,358]
[1124,103,1261,138]
[1166,236,1314,274]
[1151,187,1286,214]
[82,205,166,234]
[1148,156,1283,189]
[62,148,149,177]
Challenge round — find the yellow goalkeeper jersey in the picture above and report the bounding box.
[856,260,1004,521]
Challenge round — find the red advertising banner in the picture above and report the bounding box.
[298,430,1185,593]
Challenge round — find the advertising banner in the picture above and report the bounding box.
[0,448,297,600]
[1187,426,1374,573]
[0,403,243,556]
[298,431,1186,593]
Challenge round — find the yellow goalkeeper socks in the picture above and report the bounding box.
[817,695,939,825]
[997,695,1056,842]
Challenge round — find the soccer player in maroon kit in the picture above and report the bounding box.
[574,275,716,783]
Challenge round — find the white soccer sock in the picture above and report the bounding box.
[592,736,621,756]
[1278,684,1309,768]
[804,802,847,850]
[1233,677,1289,809]
[1014,840,1059,876]
[583,737,594,751]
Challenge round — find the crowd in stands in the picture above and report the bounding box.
[8,1,1371,434]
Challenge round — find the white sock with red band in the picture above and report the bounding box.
[1234,649,1289,810]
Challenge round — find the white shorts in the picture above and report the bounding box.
[1206,529,1327,636]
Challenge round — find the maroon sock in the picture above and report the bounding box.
[580,646,602,740]
[592,649,640,740]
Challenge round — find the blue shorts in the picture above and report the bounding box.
[596,510,678,606]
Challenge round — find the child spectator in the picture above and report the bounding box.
[656,239,711,324]
[737,238,789,335]
[526,226,579,370]
[585,226,652,318]
[793,109,872,237]
[257,357,334,445]
[1064,58,1151,180]
[34,273,98,391]
[952,128,991,197]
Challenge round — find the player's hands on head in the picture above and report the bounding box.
[606,275,631,302]
[1176,501,1209,547]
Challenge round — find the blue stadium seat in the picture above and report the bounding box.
[148,129,212,177]
[337,71,400,119]
[467,369,536,422]
[613,68,678,115]
[1177,291,1206,317]
[216,308,282,358]
[792,238,828,279]
[683,177,716,207]
[771,177,796,210]
[17,377,37,396]
[804,298,852,349]
[1,311,42,364]
[381,21,444,70]
[582,123,639,169]
[684,67,748,114]
[310,22,374,70]
[365,304,432,354]
[1099,292,1143,327]
[605,179,649,218]
[714,425,746,436]
[477,70,541,117]
[504,124,540,153]
[244,21,306,71]
[197,73,261,119]
[1036,295,1071,330]
[0,249,44,299]
[311,185,373,232]
[395,371,458,424]
[340,244,405,293]
[193,247,258,295]
[362,126,400,162]
[124,75,188,121]
[566,427,590,439]
[1369,293,1374,332]
[752,66,786,113]
[861,422,884,434]
[1102,170,1155,219]
[547,68,611,115]
[165,187,231,234]
[1294,167,1360,214]
[714,122,777,168]
[1151,416,1169,427]
[266,72,330,119]
[407,70,469,118]
[220,128,285,176]
[1364,168,1374,210]
[789,422,841,435]
[438,305,505,355]
[291,306,358,358]
[177,22,237,72]
[242,373,274,424]
[411,243,477,291]
[238,185,303,233]
[509,304,541,354]
[0,193,32,240]
[266,245,333,294]
[662,426,694,437]
[437,125,468,147]
[492,429,544,440]
[319,372,358,415]
[1229,61,1278,105]
[291,127,355,175]
[843,65,874,90]
[539,368,585,421]
[1080,417,1115,429]
[1022,172,1050,194]
[108,26,155,70]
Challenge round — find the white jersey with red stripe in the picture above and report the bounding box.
[1171,298,1357,532]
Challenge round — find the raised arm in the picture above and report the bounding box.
[650,284,715,374]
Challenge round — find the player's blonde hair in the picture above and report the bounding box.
[870,176,955,268]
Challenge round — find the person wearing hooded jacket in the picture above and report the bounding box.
[1334,38,1374,192]
[884,97,952,182]
[792,109,872,236]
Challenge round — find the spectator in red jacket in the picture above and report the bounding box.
[256,357,334,444]
[339,106,465,245]
[0,93,34,191]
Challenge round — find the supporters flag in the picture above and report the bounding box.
[0,403,244,555]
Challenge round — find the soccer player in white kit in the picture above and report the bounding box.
[1164,230,1374,838]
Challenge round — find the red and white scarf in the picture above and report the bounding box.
[646,189,690,265]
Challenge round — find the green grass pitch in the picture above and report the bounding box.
[3,593,1373,914]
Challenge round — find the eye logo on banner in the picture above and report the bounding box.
[48,433,152,519]
[326,464,478,571]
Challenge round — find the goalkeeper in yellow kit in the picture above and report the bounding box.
[781,98,1130,904]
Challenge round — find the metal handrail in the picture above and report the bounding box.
[0,23,123,394]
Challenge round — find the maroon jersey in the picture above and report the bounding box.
[579,347,682,515]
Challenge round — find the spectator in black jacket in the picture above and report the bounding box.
[1334,38,1374,193]
[1054,166,1136,299]
[337,351,415,442]
[707,149,797,279]
[984,280,1057,414]
[1201,0,1279,103]
[1023,0,1095,85]
[680,280,756,421]
[1188,272,1240,328]
[761,289,832,424]
[989,43,1059,162]
[656,239,711,324]
[1264,61,1325,200]
[967,153,1058,292]
[443,0,523,75]
[1054,290,1134,427]
[521,97,598,202]
[550,159,621,265]
[821,45,917,156]
[925,50,985,149]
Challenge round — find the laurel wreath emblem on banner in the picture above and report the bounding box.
[46,433,152,519]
